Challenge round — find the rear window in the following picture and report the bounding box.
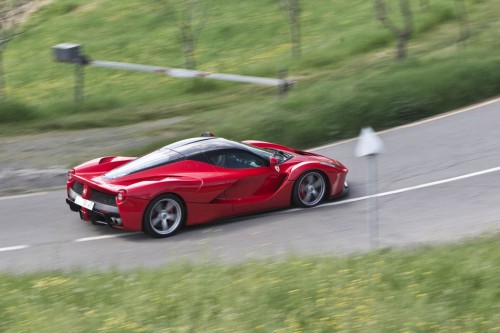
[104,148,184,179]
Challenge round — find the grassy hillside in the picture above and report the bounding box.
[2,0,500,149]
[1,234,499,332]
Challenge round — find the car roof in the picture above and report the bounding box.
[165,137,249,156]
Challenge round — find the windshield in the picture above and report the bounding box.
[233,142,293,164]
[104,148,184,179]
[263,148,294,163]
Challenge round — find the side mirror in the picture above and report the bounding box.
[270,156,278,166]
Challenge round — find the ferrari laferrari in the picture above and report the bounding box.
[66,135,348,237]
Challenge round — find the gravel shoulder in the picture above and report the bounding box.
[0,116,187,196]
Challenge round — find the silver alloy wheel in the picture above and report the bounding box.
[297,171,326,206]
[149,198,183,235]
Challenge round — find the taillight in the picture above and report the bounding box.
[68,169,75,181]
[116,189,127,204]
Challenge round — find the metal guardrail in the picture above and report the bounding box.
[53,43,295,103]
[90,60,292,87]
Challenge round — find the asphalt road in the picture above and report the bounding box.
[1,98,499,273]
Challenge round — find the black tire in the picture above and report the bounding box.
[143,194,186,238]
[292,171,327,208]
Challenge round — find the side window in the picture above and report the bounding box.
[206,150,268,169]
[188,152,210,164]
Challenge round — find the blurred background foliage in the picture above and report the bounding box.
[0,0,499,150]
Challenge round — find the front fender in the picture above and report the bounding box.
[287,161,338,181]
[286,161,347,197]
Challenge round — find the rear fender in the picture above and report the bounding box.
[126,176,204,202]
[74,156,135,174]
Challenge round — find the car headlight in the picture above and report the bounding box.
[320,162,341,169]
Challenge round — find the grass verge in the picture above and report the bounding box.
[1,234,499,332]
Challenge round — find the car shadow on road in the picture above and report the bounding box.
[115,187,360,244]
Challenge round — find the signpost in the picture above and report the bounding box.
[355,127,385,249]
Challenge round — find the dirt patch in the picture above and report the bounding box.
[0,116,188,195]
[3,0,53,28]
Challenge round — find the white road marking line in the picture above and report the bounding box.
[1,234,133,254]
[281,165,500,213]
[74,233,131,242]
[3,166,499,251]
[311,97,500,151]
[0,245,30,252]
[0,192,48,201]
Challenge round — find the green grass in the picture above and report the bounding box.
[0,99,37,123]
[1,234,499,332]
[1,0,500,150]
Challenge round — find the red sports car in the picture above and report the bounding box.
[66,135,348,237]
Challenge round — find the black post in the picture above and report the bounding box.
[75,61,83,104]
[74,55,89,104]
[278,67,290,97]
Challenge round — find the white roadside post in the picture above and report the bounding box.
[355,127,385,249]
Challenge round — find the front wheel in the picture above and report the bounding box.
[143,194,186,238]
[292,171,327,208]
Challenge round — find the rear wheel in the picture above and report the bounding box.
[143,194,186,238]
[292,171,327,207]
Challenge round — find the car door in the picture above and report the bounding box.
[205,149,287,215]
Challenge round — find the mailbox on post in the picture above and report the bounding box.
[53,43,87,103]
[53,43,82,63]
